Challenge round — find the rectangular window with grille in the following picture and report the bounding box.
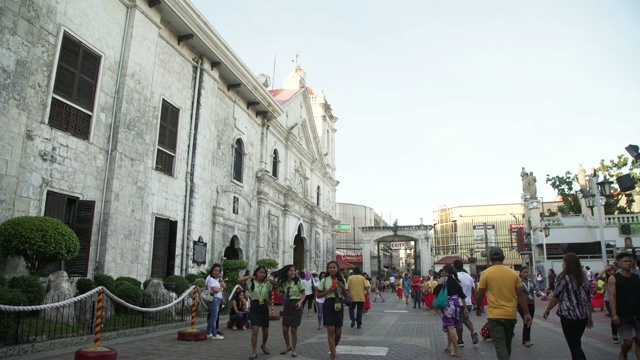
[48,33,101,140]
[43,191,95,277]
[155,100,179,176]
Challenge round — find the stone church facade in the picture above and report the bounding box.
[0,0,339,280]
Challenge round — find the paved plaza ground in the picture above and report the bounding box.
[17,293,622,360]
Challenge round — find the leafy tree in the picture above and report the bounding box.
[0,216,80,275]
[546,154,638,215]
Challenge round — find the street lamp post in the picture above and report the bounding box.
[581,172,614,268]
[591,173,613,268]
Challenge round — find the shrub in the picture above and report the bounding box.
[75,278,95,295]
[0,216,80,275]
[115,276,142,289]
[164,275,190,295]
[222,260,247,296]
[0,286,27,305]
[141,291,152,308]
[113,282,143,310]
[0,287,27,345]
[93,273,116,293]
[185,273,198,284]
[7,275,45,306]
[256,258,279,270]
[143,279,151,290]
[194,278,205,288]
[0,273,6,287]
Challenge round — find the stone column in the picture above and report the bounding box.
[362,234,372,276]
[419,233,430,275]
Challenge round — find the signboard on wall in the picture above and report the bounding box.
[473,224,496,249]
[389,242,404,250]
[336,223,351,234]
[336,253,362,262]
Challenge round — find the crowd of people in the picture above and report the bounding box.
[202,251,640,360]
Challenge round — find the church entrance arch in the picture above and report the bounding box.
[224,235,244,260]
[293,224,305,270]
[374,235,419,278]
[361,224,432,279]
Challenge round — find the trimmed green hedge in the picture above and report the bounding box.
[93,273,116,293]
[115,276,142,289]
[75,278,95,295]
[164,275,189,295]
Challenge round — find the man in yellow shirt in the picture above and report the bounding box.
[347,267,367,329]
[476,247,532,360]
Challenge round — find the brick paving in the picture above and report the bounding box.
[16,295,621,360]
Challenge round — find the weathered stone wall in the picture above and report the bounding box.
[0,0,339,280]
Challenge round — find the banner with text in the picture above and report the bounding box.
[336,253,363,262]
[473,224,496,249]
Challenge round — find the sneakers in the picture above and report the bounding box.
[471,332,479,345]
[232,325,237,330]
[457,340,465,347]
[211,334,224,340]
[207,333,213,339]
[351,320,356,328]
[613,336,620,344]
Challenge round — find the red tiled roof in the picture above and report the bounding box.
[434,256,469,265]
[268,88,305,105]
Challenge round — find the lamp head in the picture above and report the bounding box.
[625,144,640,161]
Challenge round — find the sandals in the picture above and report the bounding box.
[450,352,461,357]
[280,347,292,355]
[261,344,270,355]
[291,353,298,358]
[249,355,257,360]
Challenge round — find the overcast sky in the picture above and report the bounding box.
[191,0,640,225]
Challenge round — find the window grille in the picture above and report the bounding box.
[48,33,100,140]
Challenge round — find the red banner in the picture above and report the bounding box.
[336,253,362,262]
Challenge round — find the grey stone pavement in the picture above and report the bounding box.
[16,293,622,360]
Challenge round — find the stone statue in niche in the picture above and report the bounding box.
[268,213,279,256]
[325,235,331,262]
[314,231,322,271]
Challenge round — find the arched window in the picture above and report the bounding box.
[271,149,279,178]
[316,185,321,206]
[233,138,244,182]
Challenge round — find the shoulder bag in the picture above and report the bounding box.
[432,278,448,310]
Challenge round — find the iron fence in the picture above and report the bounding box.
[0,291,211,347]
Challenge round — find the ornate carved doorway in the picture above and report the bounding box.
[293,224,305,270]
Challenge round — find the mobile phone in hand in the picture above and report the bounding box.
[332,280,337,288]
